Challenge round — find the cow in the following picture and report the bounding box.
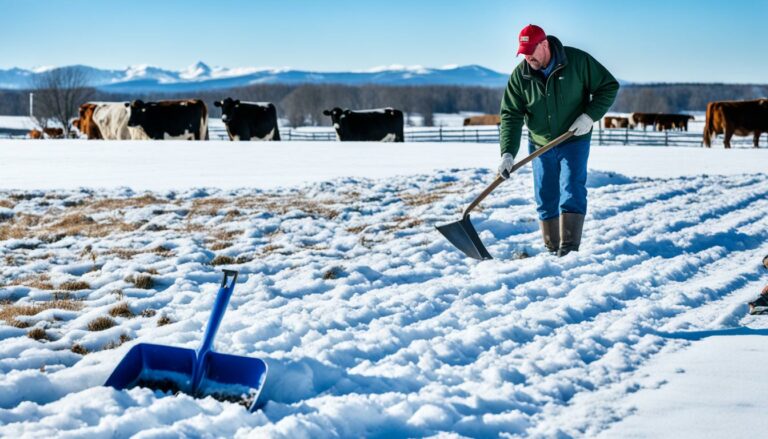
[125,99,209,140]
[28,129,43,139]
[92,103,149,140]
[322,107,404,142]
[42,127,64,139]
[76,103,103,139]
[463,114,501,126]
[653,113,695,131]
[704,99,768,148]
[629,112,658,130]
[629,112,695,131]
[603,116,629,129]
[672,114,695,131]
[213,98,280,141]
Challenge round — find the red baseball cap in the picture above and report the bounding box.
[517,24,546,56]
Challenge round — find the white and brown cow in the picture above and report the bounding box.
[125,99,209,140]
[92,103,150,140]
[322,107,404,142]
[213,98,280,141]
[73,102,149,140]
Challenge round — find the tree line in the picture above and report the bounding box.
[2,66,767,134]
[612,83,768,113]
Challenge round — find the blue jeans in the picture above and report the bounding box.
[529,137,590,221]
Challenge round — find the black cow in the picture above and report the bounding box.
[213,98,280,141]
[125,99,208,140]
[322,107,404,142]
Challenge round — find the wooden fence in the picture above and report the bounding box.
[6,124,766,148]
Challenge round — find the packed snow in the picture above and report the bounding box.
[0,138,766,438]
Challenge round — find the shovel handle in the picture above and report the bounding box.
[462,130,575,218]
[197,270,239,357]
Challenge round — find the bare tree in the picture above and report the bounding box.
[32,66,95,136]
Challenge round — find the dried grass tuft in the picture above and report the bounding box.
[71,344,88,355]
[59,280,90,291]
[210,241,233,251]
[140,309,157,318]
[87,316,116,331]
[108,302,134,318]
[210,255,235,266]
[126,274,153,289]
[323,266,344,280]
[103,333,132,350]
[27,327,48,341]
[8,273,55,290]
[0,299,83,326]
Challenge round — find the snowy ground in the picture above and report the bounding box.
[0,140,766,190]
[0,139,766,438]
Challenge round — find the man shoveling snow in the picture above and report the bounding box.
[498,24,619,256]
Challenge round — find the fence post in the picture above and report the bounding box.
[665,130,669,146]
[439,127,443,142]
[624,127,629,145]
[476,129,480,143]
[598,124,602,145]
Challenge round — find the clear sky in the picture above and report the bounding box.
[1,0,766,83]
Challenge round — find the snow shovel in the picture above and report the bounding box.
[436,131,574,260]
[105,270,268,411]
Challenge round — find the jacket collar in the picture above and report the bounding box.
[521,35,568,80]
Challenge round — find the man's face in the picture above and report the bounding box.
[524,40,550,70]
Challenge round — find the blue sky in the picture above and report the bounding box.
[1,0,766,83]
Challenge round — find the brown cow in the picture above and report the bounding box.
[629,112,657,130]
[28,129,43,139]
[704,99,768,148]
[77,103,103,139]
[603,116,629,128]
[43,128,64,139]
[654,114,695,131]
[463,114,501,126]
[630,112,695,131]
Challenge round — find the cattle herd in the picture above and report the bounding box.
[28,98,405,143]
[25,97,766,148]
[603,113,695,131]
[603,100,767,148]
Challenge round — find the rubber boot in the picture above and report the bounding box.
[558,213,585,257]
[539,217,560,254]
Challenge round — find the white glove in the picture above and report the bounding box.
[498,153,515,179]
[569,113,594,136]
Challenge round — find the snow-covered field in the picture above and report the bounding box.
[0,139,767,438]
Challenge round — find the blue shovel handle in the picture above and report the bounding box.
[197,270,238,358]
[192,270,239,393]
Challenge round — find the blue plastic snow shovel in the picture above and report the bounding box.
[105,270,268,411]
[436,131,574,260]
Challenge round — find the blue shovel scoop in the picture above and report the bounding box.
[105,270,268,411]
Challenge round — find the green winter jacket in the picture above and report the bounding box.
[499,35,619,157]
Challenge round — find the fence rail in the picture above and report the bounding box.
[210,125,766,147]
[5,124,766,148]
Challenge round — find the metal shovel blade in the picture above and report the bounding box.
[436,215,492,260]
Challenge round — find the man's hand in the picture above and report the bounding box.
[498,153,515,179]
[569,113,594,136]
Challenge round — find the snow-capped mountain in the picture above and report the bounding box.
[0,62,510,92]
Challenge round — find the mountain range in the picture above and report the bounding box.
[0,62,512,92]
